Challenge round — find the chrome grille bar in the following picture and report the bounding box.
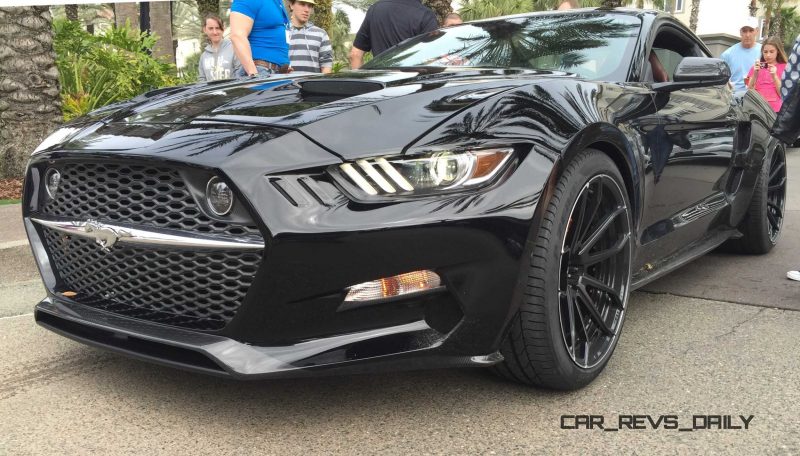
[31,217,264,251]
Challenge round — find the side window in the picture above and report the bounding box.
[643,26,706,83]
[652,48,683,81]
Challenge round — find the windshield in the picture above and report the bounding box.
[364,13,642,81]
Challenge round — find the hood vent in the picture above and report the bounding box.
[299,79,385,102]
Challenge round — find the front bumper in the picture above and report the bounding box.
[36,296,501,378]
[24,138,558,377]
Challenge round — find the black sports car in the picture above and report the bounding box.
[23,9,786,389]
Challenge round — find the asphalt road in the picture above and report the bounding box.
[1,150,798,455]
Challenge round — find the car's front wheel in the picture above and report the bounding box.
[492,150,633,390]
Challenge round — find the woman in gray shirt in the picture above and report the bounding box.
[198,15,241,81]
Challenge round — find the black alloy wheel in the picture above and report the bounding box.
[559,174,632,369]
[492,150,633,390]
[766,148,786,243]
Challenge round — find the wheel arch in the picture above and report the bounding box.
[561,124,642,223]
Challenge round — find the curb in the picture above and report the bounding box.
[0,240,28,250]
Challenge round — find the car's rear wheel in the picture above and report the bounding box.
[492,150,632,390]
[726,146,786,254]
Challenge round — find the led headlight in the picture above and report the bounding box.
[44,168,61,199]
[205,176,234,216]
[336,147,513,197]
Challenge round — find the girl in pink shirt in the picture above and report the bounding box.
[746,37,788,112]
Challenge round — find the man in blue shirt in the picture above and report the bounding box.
[721,17,762,93]
[230,0,291,77]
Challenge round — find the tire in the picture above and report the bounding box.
[491,150,633,390]
[725,146,786,254]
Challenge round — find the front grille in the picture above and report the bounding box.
[41,162,261,238]
[42,227,262,331]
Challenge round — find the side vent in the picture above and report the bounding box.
[269,176,337,207]
[728,122,752,193]
[734,122,752,157]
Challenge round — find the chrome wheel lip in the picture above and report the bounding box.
[558,173,632,370]
[767,149,786,243]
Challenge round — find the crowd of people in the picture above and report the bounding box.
[195,0,463,77]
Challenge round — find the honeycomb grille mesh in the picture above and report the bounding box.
[42,227,262,331]
[41,162,261,238]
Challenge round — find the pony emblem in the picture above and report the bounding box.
[82,220,131,251]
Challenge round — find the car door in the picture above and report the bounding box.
[636,23,738,267]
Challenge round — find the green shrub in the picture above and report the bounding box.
[179,51,201,84]
[53,19,181,120]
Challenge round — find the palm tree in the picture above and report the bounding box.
[758,0,791,38]
[689,0,700,32]
[196,0,220,19]
[114,2,139,30]
[51,4,114,34]
[65,4,78,21]
[460,0,530,20]
[149,1,175,64]
[331,9,351,64]
[633,0,668,8]
[0,7,62,178]
[335,0,378,10]
[314,0,334,33]
[777,6,800,53]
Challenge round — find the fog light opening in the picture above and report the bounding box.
[44,168,61,199]
[206,176,234,216]
[345,270,442,302]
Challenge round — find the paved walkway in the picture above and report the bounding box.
[0,203,25,248]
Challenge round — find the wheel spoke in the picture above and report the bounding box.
[578,206,626,257]
[768,177,786,192]
[564,289,577,358]
[577,181,603,245]
[579,274,624,309]
[569,188,590,252]
[573,298,590,342]
[767,210,780,231]
[575,284,614,336]
[767,202,784,219]
[769,160,785,182]
[579,233,630,266]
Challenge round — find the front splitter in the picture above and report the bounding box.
[34,297,502,379]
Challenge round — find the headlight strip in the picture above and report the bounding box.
[337,147,513,198]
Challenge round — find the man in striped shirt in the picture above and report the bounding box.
[288,0,333,73]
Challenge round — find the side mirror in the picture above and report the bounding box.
[673,57,730,83]
[653,57,730,92]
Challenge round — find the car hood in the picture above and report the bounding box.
[60,68,572,160]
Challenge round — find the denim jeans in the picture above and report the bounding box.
[236,65,273,79]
